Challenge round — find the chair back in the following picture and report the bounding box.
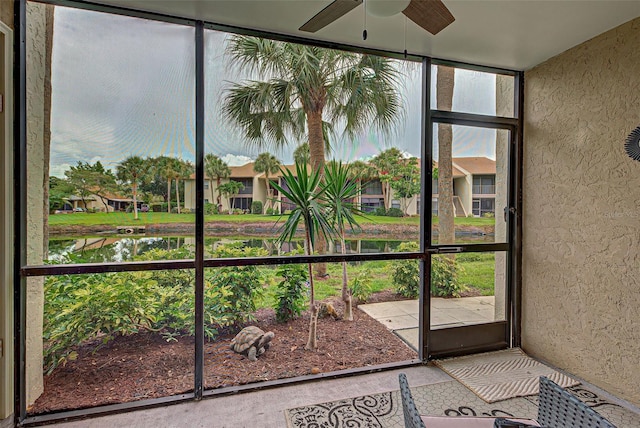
[399,373,426,428]
[537,376,616,428]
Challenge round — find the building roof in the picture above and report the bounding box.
[432,161,469,179]
[452,157,497,175]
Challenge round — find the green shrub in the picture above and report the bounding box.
[274,263,308,322]
[205,202,219,215]
[374,207,387,216]
[209,243,268,323]
[349,269,373,303]
[390,242,464,298]
[386,207,404,217]
[251,200,263,214]
[431,255,465,297]
[151,203,167,212]
[391,242,420,298]
[266,207,279,215]
[42,245,268,374]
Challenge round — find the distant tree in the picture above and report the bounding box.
[389,157,420,216]
[204,154,231,208]
[369,148,404,210]
[293,143,310,166]
[49,176,73,212]
[174,160,194,214]
[156,156,181,213]
[90,162,118,213]
[253,152,281,211]
[219,181,244,214]
[64,161,117,213]
[116,156,148,220]
[64,162,95,211]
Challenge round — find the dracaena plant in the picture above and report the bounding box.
[319,161,364,321]
[270,162,333,350]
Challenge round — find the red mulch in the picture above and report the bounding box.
[30,294,417,414]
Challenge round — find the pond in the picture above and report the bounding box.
[47,234,493,264]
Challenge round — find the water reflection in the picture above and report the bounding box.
[48,234,491,264]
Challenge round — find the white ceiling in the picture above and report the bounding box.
[94,0,640,70]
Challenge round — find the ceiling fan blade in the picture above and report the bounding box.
[299,0,363,33]
[403,0,455,35]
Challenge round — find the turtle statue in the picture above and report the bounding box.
[230,326,274,361]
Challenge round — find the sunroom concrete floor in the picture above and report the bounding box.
[48,365,451,428]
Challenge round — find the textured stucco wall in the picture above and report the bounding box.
[522,17,640,405]
[26,2,46,405]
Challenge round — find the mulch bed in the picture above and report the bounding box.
[30,294,418,414]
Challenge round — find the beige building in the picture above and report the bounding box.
[184,157,497,217]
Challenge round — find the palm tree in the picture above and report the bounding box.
[223,37,403,275]
[204,154,231,209]
[293,143,310,165]
[270,163,332,350]
[116,156,147,220]
[219,180,244,214]
[223,36,403,173]
[436,65,455,244]
[174,160,193,214]
[157,156,180,214]
[320,161,363,321]
[253,152,281,211]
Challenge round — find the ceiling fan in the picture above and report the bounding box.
[299,0,455,35]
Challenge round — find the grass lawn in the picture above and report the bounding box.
[49,212,494,228]
[457,252,496,296]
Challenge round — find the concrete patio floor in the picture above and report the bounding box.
[359,296,497,350]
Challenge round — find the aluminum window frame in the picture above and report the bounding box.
[14,1,524,425]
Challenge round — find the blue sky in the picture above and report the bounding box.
[49,6,501,177]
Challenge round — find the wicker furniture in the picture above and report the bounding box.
[399,374,615,427]
[537,376,616,428]
[399,372,427,428]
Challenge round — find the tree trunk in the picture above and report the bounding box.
[341,230,353,321]
[132,183,139,220]
[175,179,181,214]
[210,179,215,207]
[436,66,455,245]
[167,179,171,213]
[307,110,327,277]
[216,177,222,206]
[264,175,271,211]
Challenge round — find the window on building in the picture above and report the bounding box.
[472,197,495,217]
[234,178,253,194]
[473,175,495,194]
[362,179,383,195]
[361,197,384,212]
[391,199,400,209]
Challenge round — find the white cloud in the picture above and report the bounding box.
[221,154,254,166]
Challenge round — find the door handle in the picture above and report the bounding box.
[434,246,464,254]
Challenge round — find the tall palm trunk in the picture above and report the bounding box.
[307,110,327,277]
[132,183,139,220]
[436,66,455,245]
[341,229,353,321]
[264,175,272,211]
[175,179,181,214]
[216,177,222,206]
[166,179,171,213]
[210,179,215,207]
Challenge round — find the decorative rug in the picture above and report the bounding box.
[433,348,580,403]
[284,380,639,428]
